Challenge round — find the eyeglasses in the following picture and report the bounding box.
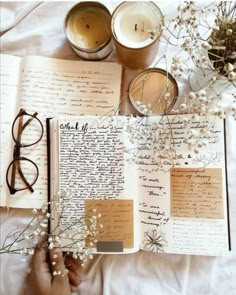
[6,109,44,194]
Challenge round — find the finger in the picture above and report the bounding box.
[28,242,52,289]
[68,270,81,287]
[64,255,82,272]
[32,241,47,262]
[71,285,79,292]
[49,247,69,279]
[31,242,49,273]
[49,247,72,293]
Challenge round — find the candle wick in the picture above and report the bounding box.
[135,24,138,31]
[86,24,90,29]
[141,22,144,32]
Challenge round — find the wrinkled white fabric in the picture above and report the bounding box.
[0,2,236,295]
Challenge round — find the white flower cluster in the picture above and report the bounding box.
[224,63,236,82]
[125,117,181,171]
[0,191,103,269]
[167,0,235,120]
[135,100,153,116]
[48,191,103,267]
[0,202,52,256]
[171,57,188,77]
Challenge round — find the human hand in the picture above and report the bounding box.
[26,245,81,295]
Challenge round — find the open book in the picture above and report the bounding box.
[0,54,122,208]
[47,114,230,256]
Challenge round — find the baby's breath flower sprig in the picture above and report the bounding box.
[124,108,223,169]
[0,191,103,267]
[0,202,51,255]
[166,1,235,119]
[48,191,103,265]
[125,115,182,171]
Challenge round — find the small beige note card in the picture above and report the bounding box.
[170,168,224,219]
[85,199,134,248]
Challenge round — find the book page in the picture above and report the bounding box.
[135,115,229,256]
[0,54,21,206]
[50,116,139,253]
[4,55,122,208]
[21,56,122,116]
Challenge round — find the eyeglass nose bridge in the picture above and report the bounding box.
[13,143,22,159]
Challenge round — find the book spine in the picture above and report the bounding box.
[46,118,52,234]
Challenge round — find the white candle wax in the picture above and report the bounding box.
[112,2,162,49]
[64,2,113,60]
[66,5,111,50]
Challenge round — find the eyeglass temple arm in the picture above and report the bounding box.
[20,111,39,193]
[21,111,38,133]
[17,160,34,193]
[11,113,35,193]
[10,115,24,188]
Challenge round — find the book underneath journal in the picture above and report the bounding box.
[0,54,122,208]
[47,115,230,256]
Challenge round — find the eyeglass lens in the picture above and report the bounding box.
[7,158,39,192]
[12,113,43,147]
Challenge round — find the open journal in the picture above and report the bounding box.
[47,114,230,256]
[0,54,122,208]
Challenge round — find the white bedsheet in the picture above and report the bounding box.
[0,1,236,295]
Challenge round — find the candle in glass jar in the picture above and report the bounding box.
[111,2,163,68]
[129,68,178,115]
[64,2,113,60]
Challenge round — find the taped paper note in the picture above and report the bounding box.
[85,199,134,249]
[170,168,224,219]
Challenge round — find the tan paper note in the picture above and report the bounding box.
[85,199,134,248]
[171,168,224,219]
